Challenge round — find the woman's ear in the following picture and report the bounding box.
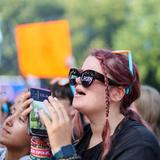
[110,87,125,102]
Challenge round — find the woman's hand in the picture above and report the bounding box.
[14,91,33,119]
[39,96,72,153]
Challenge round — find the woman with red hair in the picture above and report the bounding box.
[37,49,160,159]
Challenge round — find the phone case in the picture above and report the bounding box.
[29,88,51,137]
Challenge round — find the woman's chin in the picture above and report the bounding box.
[73,102,84,111]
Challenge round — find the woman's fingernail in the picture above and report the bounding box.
[48,96,52,99]
[53,97,58,100]
[43,99,47,103]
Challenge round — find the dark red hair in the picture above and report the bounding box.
[91,49,141,159]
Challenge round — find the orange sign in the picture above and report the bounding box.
[15,20,72,78]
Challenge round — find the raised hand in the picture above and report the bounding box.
[14,91,33,119]
[39,96,72,153]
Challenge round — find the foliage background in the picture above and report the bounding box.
[0,0,159,90]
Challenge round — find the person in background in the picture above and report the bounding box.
[133,85,160,141]
[0,91,33,160]
[50,78,76,121]
[22,49,160,160]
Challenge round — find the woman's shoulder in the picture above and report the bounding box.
[123,119,158,143]
[111,119,160,153]
[107,119,160,160]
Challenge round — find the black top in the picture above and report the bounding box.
[75,118,160,160]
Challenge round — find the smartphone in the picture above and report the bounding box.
[29,88,51,137]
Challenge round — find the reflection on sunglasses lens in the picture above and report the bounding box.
[82,76,92,82]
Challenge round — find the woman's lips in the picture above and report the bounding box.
[1,127,10,135]
[75,88,86,96]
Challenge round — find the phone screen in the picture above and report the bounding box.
[29,88,51,137]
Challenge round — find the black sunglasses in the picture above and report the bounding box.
[69,68,120,88]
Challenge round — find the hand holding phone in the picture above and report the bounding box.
[29,88,51,137]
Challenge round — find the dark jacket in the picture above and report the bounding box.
[75,118,160,160]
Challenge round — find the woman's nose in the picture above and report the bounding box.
[75,77,81,85]
[4,115,14,127]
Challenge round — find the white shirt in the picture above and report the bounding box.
[0,147,30,160]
